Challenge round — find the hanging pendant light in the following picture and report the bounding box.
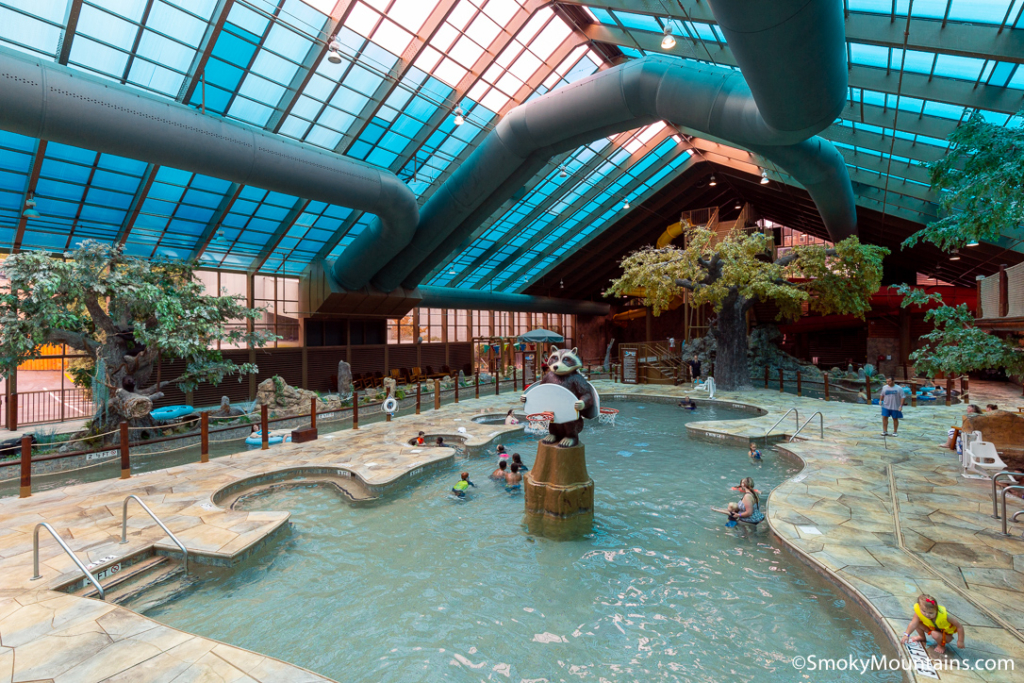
[453,106,465,126]
[622,199,630,210]
[327,40,342,64]
[22,193,40,219]
[949,249,961,261]
[966,240,979,247]
[708,175,717,187]
[760,169,769,184]
[661,25,676,50]
[559,165,567,178]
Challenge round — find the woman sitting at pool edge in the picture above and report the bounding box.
[729,477,765,526]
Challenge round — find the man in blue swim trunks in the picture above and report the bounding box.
[879,377,905,437]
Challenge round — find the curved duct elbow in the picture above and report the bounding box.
[707,0,848,136]
[0,46,417,266]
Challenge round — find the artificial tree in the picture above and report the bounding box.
[606,226,888,390]
[896,285,1024,378]
[904,109,1024,251]
[0,241,276,438]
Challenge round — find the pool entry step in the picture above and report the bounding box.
[58,550,184,604]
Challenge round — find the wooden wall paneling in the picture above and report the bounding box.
[350,346,385,376]
[306,346,347,393]
[389,345,417,373]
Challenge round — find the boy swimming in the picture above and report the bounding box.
[491,460,508,480]
[505,463,523,490]
[451,472,475,497]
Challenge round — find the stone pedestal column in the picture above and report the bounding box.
[524,441,594,539]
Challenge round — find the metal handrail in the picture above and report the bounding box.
[121,495,190,573]
[789,412,824,442]
[991,471,1024,518]
[1000,486,1024,536]
[31,522,105,600]
[764,408,800,444]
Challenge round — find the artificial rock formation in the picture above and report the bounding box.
[524,441,594,539]
[255,376,340,416]
[211,395,243,418]
[337,360,353,398]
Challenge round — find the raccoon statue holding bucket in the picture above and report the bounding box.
[522,347,599,447]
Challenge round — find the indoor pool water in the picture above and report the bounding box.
[140,402,900,682]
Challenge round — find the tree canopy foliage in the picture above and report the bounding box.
[904,109,1024,251]
[896,285,1024,377]
[0,241,276,397]
[605,226,888,321]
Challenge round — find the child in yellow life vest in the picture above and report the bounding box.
[901,594,964,655]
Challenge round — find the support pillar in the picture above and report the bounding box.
[524,441,594,540]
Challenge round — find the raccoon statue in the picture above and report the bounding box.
[523,347,599,448]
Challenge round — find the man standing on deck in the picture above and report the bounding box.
[879,377,905,437]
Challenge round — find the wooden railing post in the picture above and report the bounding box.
[779,368,784,393]
[353,390,359,429]
[261,405,269,450]
[19,435,31,498]
[513,367,518,392]
[200,412,209,463]
[310,396,317,430]
[434,379,441,410]
[416,383,421,414]
[764,367,769,389]
[796,370,802,397]
[475,371,480,398]
[946,378,953,407]
[824,373,830,401]
[119,422,130,479]
[911,381,917,408]
[495,371,500,396]
[454,376,459,403]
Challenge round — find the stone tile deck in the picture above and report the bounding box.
[1,382,1022,682]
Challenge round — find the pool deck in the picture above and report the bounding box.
[0,382,1022,682]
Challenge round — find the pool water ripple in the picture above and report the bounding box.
[139,403,900,682]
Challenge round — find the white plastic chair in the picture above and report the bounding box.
[964,431,1008,478]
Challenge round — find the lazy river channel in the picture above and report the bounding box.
[135,402,900,682]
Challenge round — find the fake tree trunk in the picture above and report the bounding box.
[711,291,754,391]
[88,332,166,440]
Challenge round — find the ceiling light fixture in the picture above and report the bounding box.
[966,240,979,247]
[448,267,456,275]
[453,106,465,126]
[734,200,742,209]
[661,24,676,50]
[622,199,630,210]
[949,249,961,261]
[327,40,342,64]
[560,278,564,289]
[708,175,717,187]
[22,193,40,219]
[559,165,567,178]
[760,169,769,184]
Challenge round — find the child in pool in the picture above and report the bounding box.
[505,463,522,490]
[451,471,475,497]
[491,460,508,480]
[748,443,762,461]
[901,594,964,655]
[416,431,426,446]
[496,445,509,461]
[511,453,528,472]
[436,437,445,447]
[678,397,696,410]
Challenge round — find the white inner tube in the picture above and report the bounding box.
[383,397,398,414]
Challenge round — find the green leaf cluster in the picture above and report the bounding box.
[0,241,278,393]
[904,109,1024,250]
[604,227,888,320]
[895,284,1024,377]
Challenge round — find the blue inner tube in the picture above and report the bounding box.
[151,405,194,421]
[245,432,290,446]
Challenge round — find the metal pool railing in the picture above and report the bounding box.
[764,408,799,445]
[31,522,105,599]
[2,388,97,429]
[789,412,824,442]
[999,486,1024,537]
[121,495,190,573]
[991,471,1024,518]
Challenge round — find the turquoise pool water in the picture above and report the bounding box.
[139,402,899,682]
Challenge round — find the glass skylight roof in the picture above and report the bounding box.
[1,0,1023,289]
